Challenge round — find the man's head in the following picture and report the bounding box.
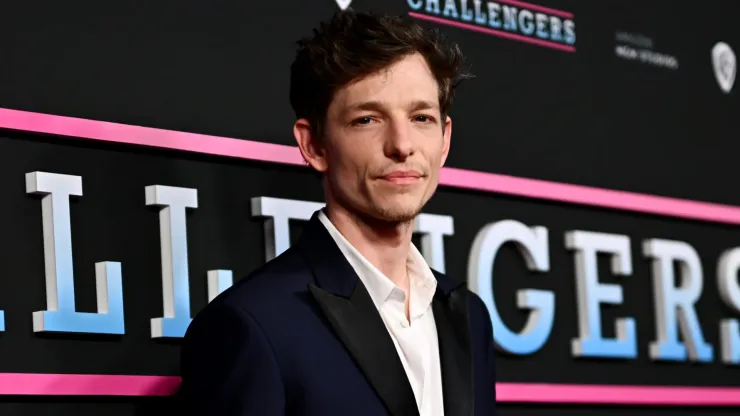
[290,10,471,224]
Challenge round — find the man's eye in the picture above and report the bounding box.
[353,117,373,125]
[414,115,435,123]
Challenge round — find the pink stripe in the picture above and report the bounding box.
[496,383,740,406]
[496,0,574,19]
[440,167,740,224]
[0,108,305,166]
[0,373,738,405]
[408,12,576,53]
[1,107,737,225]
[0,373,179,396]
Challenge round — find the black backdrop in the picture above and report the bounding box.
[1,0,739,414]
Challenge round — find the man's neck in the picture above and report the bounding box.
[324,203,413,289]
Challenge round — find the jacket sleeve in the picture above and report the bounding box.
[177,303,286,415]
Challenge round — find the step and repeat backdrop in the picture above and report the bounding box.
[0,0,739,414]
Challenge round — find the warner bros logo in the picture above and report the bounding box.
[712,42,736,94]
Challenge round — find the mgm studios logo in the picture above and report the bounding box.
[406,0,576,53]
[614,31,679,70]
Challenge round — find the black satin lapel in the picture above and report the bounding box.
[433,289,473,416]
[309,283,419,416]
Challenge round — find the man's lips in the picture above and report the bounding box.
[379,170,423,184]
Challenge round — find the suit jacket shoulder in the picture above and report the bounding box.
[209,246,312,315]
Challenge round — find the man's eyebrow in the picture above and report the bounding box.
[345,101,385,113]
[407,100,439,112]
[344,100,439,113]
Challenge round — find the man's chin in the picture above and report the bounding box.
[371,204,423,224]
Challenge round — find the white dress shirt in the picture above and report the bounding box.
[318,211,444,416]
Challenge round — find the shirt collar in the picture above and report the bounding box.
[407,242,438,318]
[318,210,438,313]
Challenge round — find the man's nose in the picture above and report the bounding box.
[384,121,415,160]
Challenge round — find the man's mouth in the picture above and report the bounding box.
[379,170,423,184]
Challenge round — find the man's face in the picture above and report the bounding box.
[304,53,451,224]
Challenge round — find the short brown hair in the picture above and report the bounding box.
[289,9,473,139]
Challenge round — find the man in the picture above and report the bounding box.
[177,9,496,416]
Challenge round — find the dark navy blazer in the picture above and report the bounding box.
[176,212,497,415]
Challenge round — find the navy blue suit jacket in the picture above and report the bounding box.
[177,212,497,415]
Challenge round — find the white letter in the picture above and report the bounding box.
[468,220,554,355]
[251,197,324,262]
[718,248,740,364]
[644,239,713,362]
[146,185,197,338]
[565,231,637,359]
[26,172,124,335]
[414,213,454,273]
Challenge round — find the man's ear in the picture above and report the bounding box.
[440,115,452,167]
[294,119,328,173]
